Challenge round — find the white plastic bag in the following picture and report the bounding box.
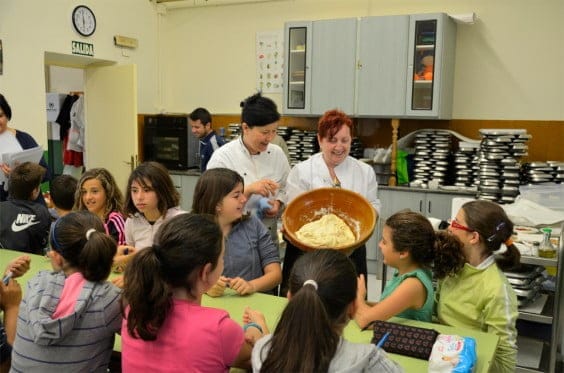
[428,334,476,373]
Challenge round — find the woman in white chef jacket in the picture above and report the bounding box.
[281,109,381,296]
[207,93,290,247]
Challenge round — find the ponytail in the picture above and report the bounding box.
[432,231,466,279]
[260,250,356,373]
[122,246,169,341]
[122,213,222,341]
[50,211,117,282]
[78,230,117,282]
[495,242,521,271]
[261,286,338,372]
[461,200,520,271]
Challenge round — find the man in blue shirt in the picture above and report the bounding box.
[189,108,225,172]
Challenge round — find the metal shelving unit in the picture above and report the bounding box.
[516,223,564,373]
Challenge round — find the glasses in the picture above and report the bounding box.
[448,219,474,233]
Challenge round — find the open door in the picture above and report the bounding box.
[84,64,137,190]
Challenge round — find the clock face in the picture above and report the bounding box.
[72,5,96,37]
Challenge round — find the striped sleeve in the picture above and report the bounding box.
[105,212,126,245]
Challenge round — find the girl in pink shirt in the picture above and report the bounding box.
[121,213,264,372]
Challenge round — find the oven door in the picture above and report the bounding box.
[144,119,189,170]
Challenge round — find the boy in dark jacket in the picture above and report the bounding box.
[0,162,50,254]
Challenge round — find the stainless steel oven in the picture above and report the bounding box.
[143,115,199,170]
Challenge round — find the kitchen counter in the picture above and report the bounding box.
[379,185,476,196]
[169,169,201,176]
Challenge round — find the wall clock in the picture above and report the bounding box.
[72,5,96,37]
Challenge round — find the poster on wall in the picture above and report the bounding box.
[0,40,3,75]
[255,31,283,93]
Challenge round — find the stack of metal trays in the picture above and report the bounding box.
[412,130,452,186]
[551,161,564,183]
[350,137,364,159]
[454,141,479,189]
[285,129,318,167]
[521,161,563,184]
[286,130,304,167]
[477,129,530,204]
[227,123,241,141]
[277,126,293,141]
[504,264,545,307]
[300,130,319,161]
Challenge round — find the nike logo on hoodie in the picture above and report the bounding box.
[11,213,41,232]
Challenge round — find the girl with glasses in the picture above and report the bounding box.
[438,200,520,373]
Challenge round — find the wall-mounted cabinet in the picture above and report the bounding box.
[405,13,456,119]
[310,18,357,115]
[283,21,312,115]
[283,13,456,119]
[356,15,409,117]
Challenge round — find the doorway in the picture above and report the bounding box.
[43,52,138,191]
[45,65,84,179]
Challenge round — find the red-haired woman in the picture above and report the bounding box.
[281,109,382,296]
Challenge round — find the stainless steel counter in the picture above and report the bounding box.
[379,185,476,196]
[169,169,201,176]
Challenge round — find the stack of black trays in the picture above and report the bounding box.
[412,130,453,186]
[504,264,544,307]
[477,129,530,204]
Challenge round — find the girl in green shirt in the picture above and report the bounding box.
[354,211,465,329]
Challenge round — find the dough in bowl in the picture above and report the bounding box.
[296,213,356,248]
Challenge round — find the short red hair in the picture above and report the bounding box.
[317,109,353,140]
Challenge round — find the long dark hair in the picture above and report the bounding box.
[191,168,244,215]
[0,93,13,120]
[386,211,465,279]
[122,213,222,341]
[75,167,124,217]
[260,250,356,372]
[50,211,117,282]
[123,161,180,217]
[462,200,520,271]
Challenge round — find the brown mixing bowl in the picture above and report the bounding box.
[282,187,377,256]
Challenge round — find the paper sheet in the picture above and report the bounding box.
[0,145,44,186]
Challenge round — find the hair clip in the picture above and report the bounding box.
[487,222,506,242]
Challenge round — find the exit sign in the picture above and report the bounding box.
[72,41,94,57]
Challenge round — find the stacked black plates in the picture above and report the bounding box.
[503,264,544,307]
[277,126,293,141]
[350,137,364,159]
[521,161,561,184]
[477,129,530,204]
[226,123,241,141]
[412,130,452,186]
[453,141,479,190]
[550,162,564,183]
[285,129,319,167]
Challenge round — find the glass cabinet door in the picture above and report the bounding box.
[406,13,456,119]
[283,21,311,114]
[410,19,437,111]
[287,27,307,109]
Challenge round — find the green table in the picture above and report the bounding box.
[2,249,498,372]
